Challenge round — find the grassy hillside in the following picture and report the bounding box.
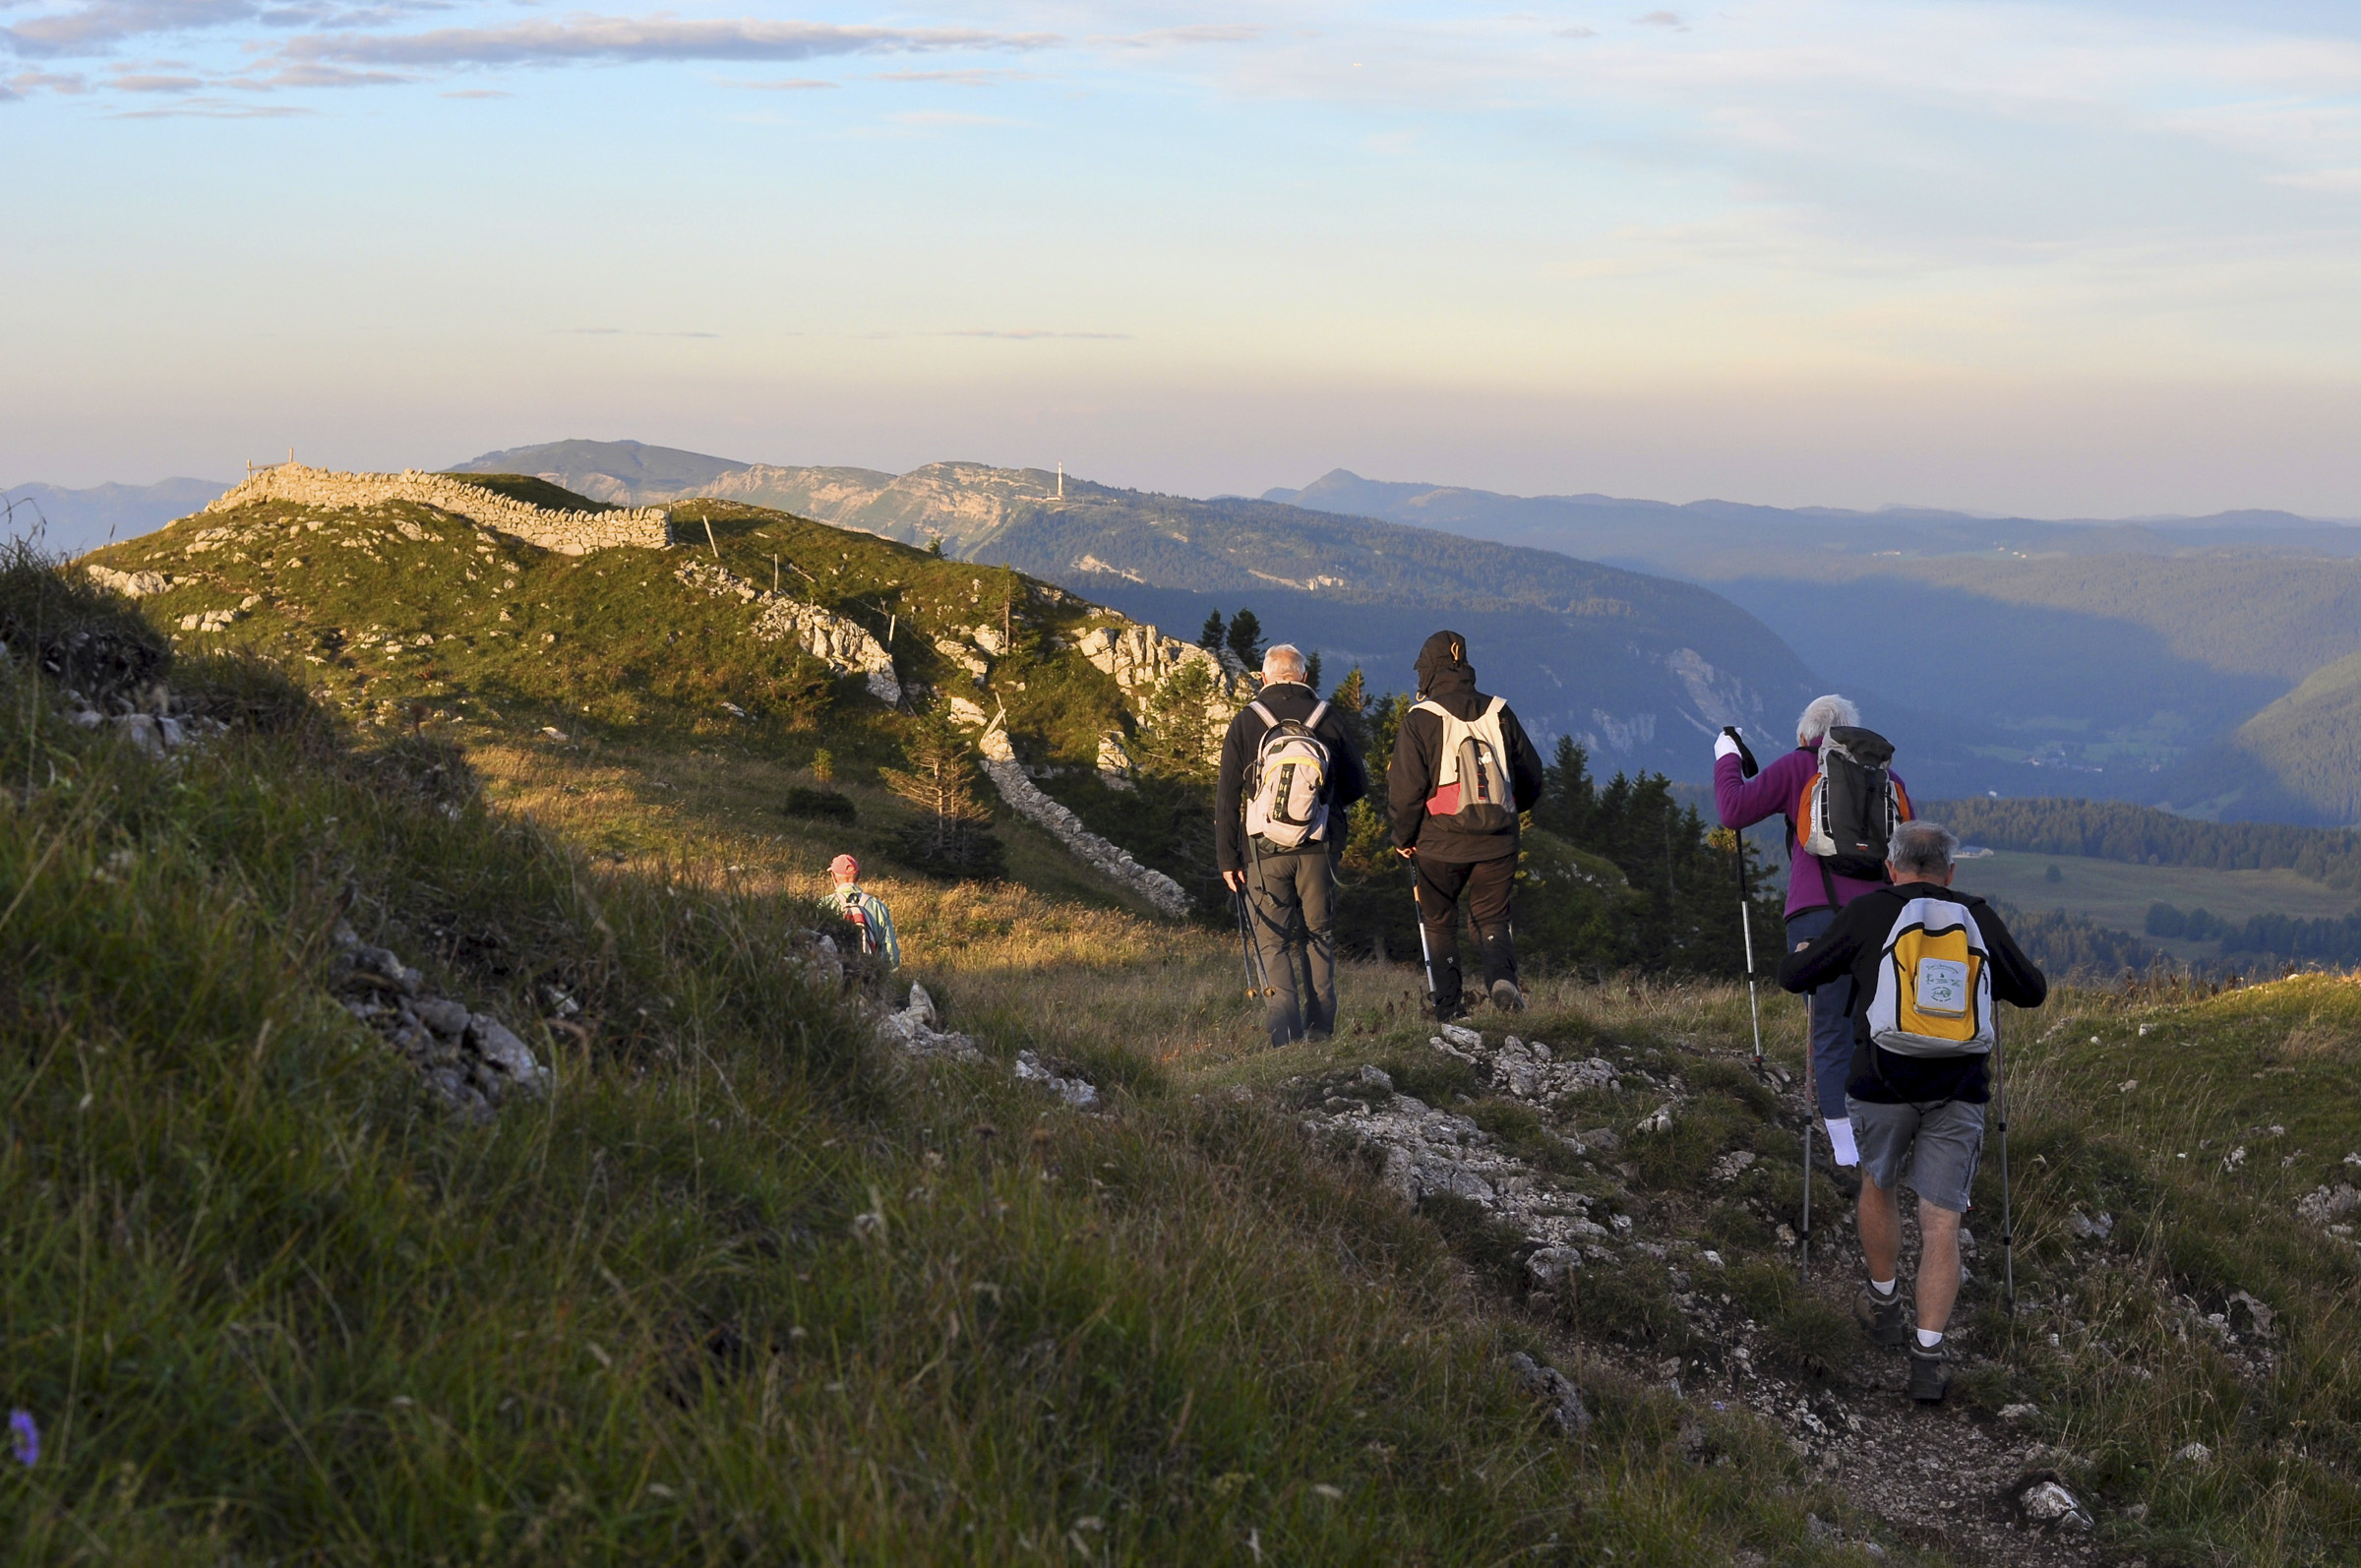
[74,486,1207,904]
[16,541,2361,1562]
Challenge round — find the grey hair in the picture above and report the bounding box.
[1888,820,1959,878]
[1796,694,1860,746]
[1263,643,1307,682]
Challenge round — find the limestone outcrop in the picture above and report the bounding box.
[1074,621,1233,700]
[673,559,901,704]
[204,464,671,555]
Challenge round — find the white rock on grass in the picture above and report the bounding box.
[875,983,1102,1108]
[1016,1050,1099,1110]
[2020,1481,2093,1532]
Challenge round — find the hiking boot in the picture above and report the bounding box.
[1490,979,1526,1013]
[1853,1285,1909,1347]
[1907,1343,1950,1403]
[1305,1028,1333,1045]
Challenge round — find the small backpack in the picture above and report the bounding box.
[1794,725,1910,882]
[833,886,901,969]
[1864,896,1995,1057]
[1243,699,1333,850]
[1415,695,1517,833]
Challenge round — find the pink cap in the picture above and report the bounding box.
[829,854,859,882]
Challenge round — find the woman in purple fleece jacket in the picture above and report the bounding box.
[1714,694,1904,1169]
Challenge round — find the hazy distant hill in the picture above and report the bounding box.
[1281,468,2361,814]
[451,442,1826,782]
[454,440,754,504]
[2162,651,2361,824]
[3,477,228,556]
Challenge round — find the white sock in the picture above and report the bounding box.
[1916,1328,1944,1350]
[1824,1117,1859,1167]
[1869,1278,1897,1297]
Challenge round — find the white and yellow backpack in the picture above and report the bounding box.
[1864,897,1995,1057]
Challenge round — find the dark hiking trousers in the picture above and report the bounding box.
[1246,849,1338,1046]
[1785,905,1855,1119]
[1413,854,1516,1012]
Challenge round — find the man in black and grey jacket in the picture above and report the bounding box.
[1779,819,2047,1404]
[1389,629,1544,1018]
[1216,642,1367,1046]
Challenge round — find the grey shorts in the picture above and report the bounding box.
[1847,1097,1984,1214]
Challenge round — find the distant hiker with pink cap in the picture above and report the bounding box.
[824,854,900,970]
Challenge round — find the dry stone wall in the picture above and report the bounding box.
[204,464,672,555]
[976,721,1191,920]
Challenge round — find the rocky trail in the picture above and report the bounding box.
[1294,1024,2112,1567]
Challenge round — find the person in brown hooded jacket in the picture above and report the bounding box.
[1388,630,1545,1018]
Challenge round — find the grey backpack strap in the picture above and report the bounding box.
[1306,700,1330,729]
[1247,700,1277,729]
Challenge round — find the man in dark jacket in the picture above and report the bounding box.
[1217,642,1367,1046]
[1388,630,1544,1018]
[1779,819,2047,1404]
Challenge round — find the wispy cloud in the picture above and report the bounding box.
[110,68,198,88]
[887,107,1021,127]
[2269,167,2361,193]
[282,16,1058,68]
[1633,10,1685,29]
[1096,24,1263,50]
[436,84,501,96]
[3,67,88,93]
[2,0,448,58]
[106,91,311,114]
[874,67,1038,87]
[6,0,257,57]
[728,76,836,90]
[557,327,719,337]
[941,329,1129,340]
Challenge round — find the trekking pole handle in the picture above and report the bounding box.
[1723,725,1760,780]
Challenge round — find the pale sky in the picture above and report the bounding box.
[7,1,2361,516]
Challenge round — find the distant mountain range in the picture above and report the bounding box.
[2,478,230,557]
[1272,469,2361,822]
[449,442,1825,784]
[35,438,2361,819]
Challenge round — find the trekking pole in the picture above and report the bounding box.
[1994,1032,2017,1316]
[1233,885,1264,999]
[1799,1110,1814,1283]
[1411,869,1439,1015]
[1723,727,1766,1071]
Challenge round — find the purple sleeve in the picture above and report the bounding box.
[1716,748,1804,830]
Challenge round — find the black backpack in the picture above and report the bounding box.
[1794,726,1909,884]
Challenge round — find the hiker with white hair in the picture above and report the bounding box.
[1715,694,1913,1167]
[1778,819,2048,1402]
[1215,642,1367,1046]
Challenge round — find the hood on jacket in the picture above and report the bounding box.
[1415,630,1473,696]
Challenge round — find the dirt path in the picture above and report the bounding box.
[1292,1028,2105,1567]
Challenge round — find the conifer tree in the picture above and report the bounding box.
[882,712,1003,879]
[1224,609,1264,671]
[1304,649,1323,694]
[1197,611,1227,655]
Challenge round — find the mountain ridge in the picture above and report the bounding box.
[448,441,1827,784]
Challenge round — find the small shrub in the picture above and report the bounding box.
[1418,1191,1531,1295]
[1764,1297,1855,1378]
[1567,1261,1689,1348]
[782,785,857,824]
